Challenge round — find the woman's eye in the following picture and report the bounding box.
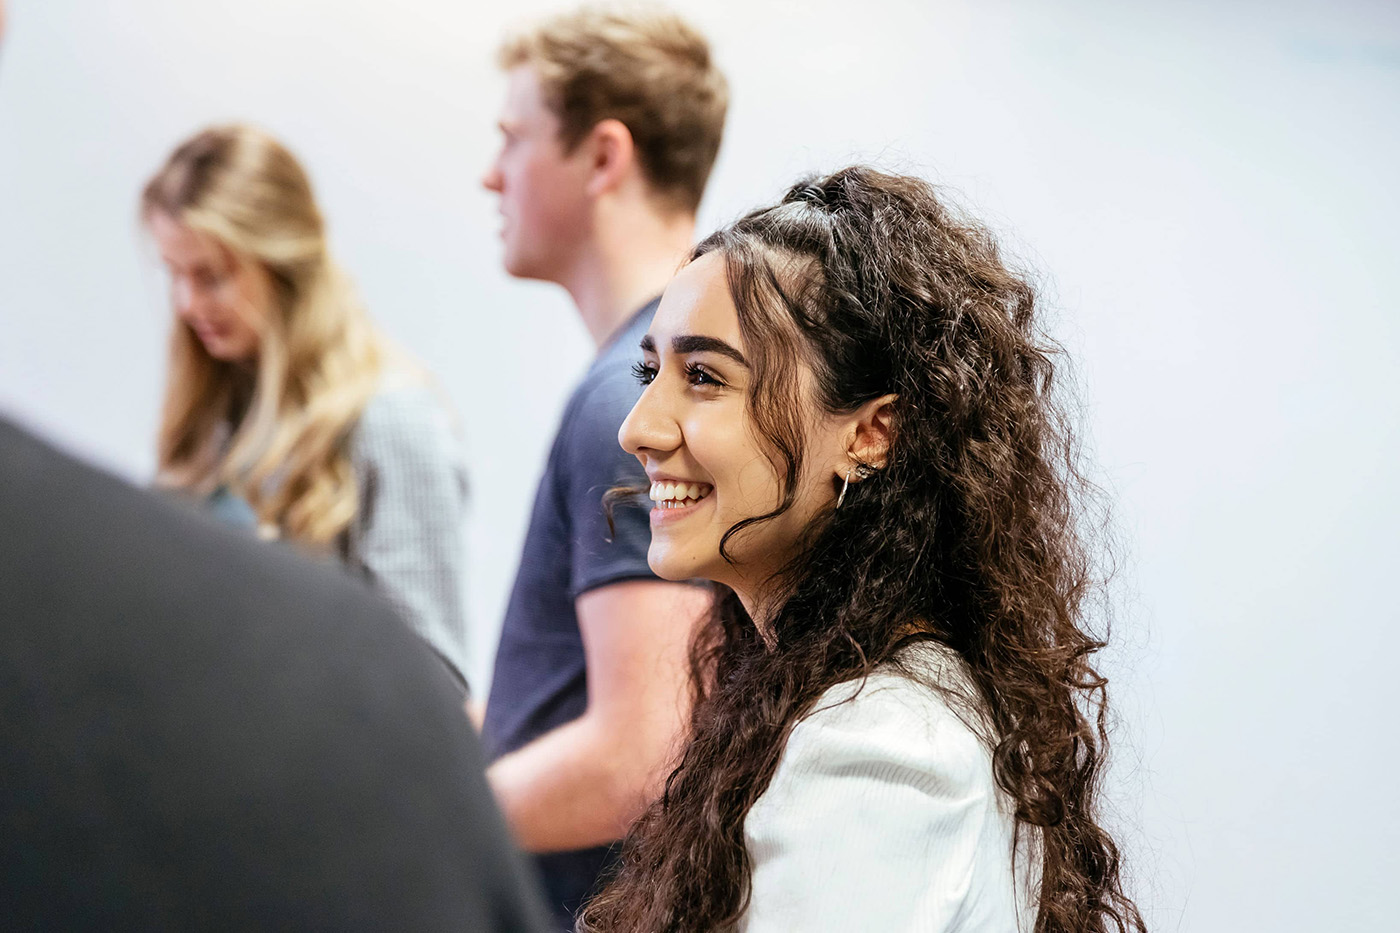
[193,269,227,290]
[685,363,725,388]
[631,361,658,385]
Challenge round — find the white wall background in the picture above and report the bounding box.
[2,0,1397,928]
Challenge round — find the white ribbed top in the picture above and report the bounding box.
[739,642,1041,932]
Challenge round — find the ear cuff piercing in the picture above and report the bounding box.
[836,464,877,508]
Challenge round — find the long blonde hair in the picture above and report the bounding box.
[143,124,385,547]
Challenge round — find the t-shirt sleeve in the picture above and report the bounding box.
[560,373,658,599]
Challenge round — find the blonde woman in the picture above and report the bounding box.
[141,125,470,690]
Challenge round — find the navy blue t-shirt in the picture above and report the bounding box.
[483,300,659,930]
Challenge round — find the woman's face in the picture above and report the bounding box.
[620,252,854,606]
[148,210,272,364]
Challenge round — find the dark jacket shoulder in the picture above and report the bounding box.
[0,417,547,932]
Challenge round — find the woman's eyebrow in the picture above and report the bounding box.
[671,334,749,367]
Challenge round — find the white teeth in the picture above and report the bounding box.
[649,480,712,505]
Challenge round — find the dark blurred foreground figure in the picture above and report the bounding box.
[0,416,548,933]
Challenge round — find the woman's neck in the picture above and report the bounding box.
[733,580,789,649]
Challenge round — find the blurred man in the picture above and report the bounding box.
[479,5,728,928]
[0,5,546,929]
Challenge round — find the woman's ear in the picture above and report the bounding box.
[845,394,898,472]
[583,118,636,199]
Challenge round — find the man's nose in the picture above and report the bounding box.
[481,161,503,193]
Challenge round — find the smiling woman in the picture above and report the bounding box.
[587,167,1145,933]
[620,252,874,599]
[139,125,473,688]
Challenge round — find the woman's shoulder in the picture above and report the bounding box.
[350,370,467,483]
[786,641,994,790]
[802,641,990,744]
[354,370,459,448]
[742,642,1035,932]
[360,366,447,421]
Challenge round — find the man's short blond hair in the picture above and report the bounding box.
[499,4,728,214]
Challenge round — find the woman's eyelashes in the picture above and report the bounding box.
[631,359,728,389]
[631,360,658,386]
[683,362,726,388]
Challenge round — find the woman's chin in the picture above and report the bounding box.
[647,548,711,584]
[201,339,252,363]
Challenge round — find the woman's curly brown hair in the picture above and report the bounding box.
[581,166,1143,933]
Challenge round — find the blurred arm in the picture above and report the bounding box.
[486,579,708,852]
[351,390,471,690]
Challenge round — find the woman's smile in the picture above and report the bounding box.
[647,478,714,522]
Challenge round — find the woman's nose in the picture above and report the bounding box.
[619,383,682,458]
[172,279,199,320]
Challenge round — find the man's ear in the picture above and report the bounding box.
[845,394,898,471]
[583,118,636,198]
